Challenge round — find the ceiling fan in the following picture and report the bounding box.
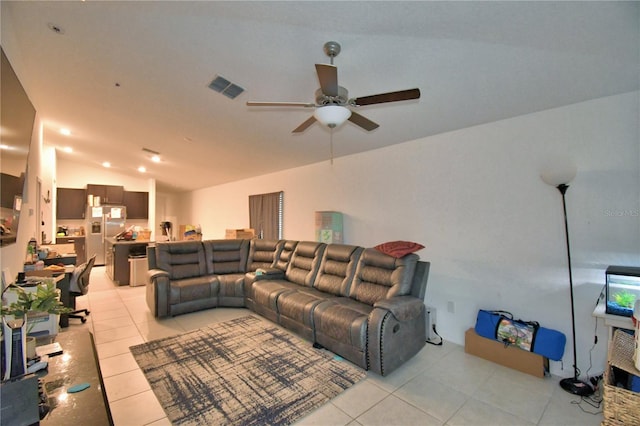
[246,41,421,133]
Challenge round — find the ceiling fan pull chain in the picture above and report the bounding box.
[330,128,334,165]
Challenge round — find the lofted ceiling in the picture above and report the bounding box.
[1,1,638,193]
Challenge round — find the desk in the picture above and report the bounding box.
[592,301,634,341]
[41,330,113,425]
[44,254,77,266]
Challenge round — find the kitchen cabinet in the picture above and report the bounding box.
[87,184,124,205]
[56,188,86,219]
[1,173,23,209]
[55,236,86,265]
[124,191,149,219]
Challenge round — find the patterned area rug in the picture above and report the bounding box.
[130,315,366,425]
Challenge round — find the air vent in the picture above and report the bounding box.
[142,147,160,155]
[208,75,245,99]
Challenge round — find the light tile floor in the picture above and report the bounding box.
[60,267,604,426]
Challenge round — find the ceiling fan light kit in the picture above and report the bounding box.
[313,105,352,128]
[246,41,420,133]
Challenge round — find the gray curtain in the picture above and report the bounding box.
[249,191,282,240]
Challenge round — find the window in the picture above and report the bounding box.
[249,191,283,240]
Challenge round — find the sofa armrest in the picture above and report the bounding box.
[255,268,285,279]
[146,268,170,318]
[374,296,424,322]
[368,298,426,375]
[148,268,169,280]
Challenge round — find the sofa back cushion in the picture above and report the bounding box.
[156,241,207,280]
[246,239,282,272]
[285,241,326,287]
[314,244,364,296]
[274,240,298,271]
[203,239,249,275]
[349,249,418,305]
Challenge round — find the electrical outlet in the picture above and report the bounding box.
[447,301,455,314]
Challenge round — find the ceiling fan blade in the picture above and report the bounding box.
[348,111,379,131]
[292,116,317,133]
[352,88,420,106]
[315,64,338,97]
[247,101,315,107]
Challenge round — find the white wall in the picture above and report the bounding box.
[56,158,151,191]
[182,92,639,377]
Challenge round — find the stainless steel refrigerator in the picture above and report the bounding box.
[86,205,127,265]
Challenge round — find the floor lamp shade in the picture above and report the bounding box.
[540,162,577,187]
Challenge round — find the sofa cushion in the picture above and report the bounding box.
[246,239,282,272]
[274,240,298,271]
[252,280,302,311]
[314,244,363,296]
[349,249,418,305]
[313,298,373,351]
[203,239,249,275]
[217,273,246,300]
[169,275,219,304]
[285,241,326,287]
[156,241,207,280]
[277,289,333,327]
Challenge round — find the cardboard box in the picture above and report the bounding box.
[315,211,343,244]
[225,228,255,239]
[464,328,548,378]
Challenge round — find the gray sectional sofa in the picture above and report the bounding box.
[146,238,430,376]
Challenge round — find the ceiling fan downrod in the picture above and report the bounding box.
[323,41,341,65]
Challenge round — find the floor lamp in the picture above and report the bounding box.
[542,168,594,396]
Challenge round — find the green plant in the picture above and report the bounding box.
[613,290,637,309]
[1,280,72,333]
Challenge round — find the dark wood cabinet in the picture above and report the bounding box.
[56,188,86,219]
[87,184,124,205]
[123,191,149,219]
[1,173,24,209]
[56,236,86,265]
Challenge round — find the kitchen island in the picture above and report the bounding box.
[105,238,151,286]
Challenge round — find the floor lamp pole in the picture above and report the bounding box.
[556,183,594,396]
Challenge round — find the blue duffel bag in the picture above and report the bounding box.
[475,309,566,361]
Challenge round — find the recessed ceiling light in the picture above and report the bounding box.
[60,128,71,136]
[151,155,160,163]
[102,161,111,168]
[138,166,146,173]
[63,146,73,153]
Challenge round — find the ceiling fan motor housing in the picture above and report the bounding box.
[315,86,348,105]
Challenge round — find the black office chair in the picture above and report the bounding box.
[68,254,96,323]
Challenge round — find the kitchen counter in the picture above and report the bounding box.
[104,237,154,245]
[104,238,152,285]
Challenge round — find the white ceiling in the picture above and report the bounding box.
[2,1,638,192]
